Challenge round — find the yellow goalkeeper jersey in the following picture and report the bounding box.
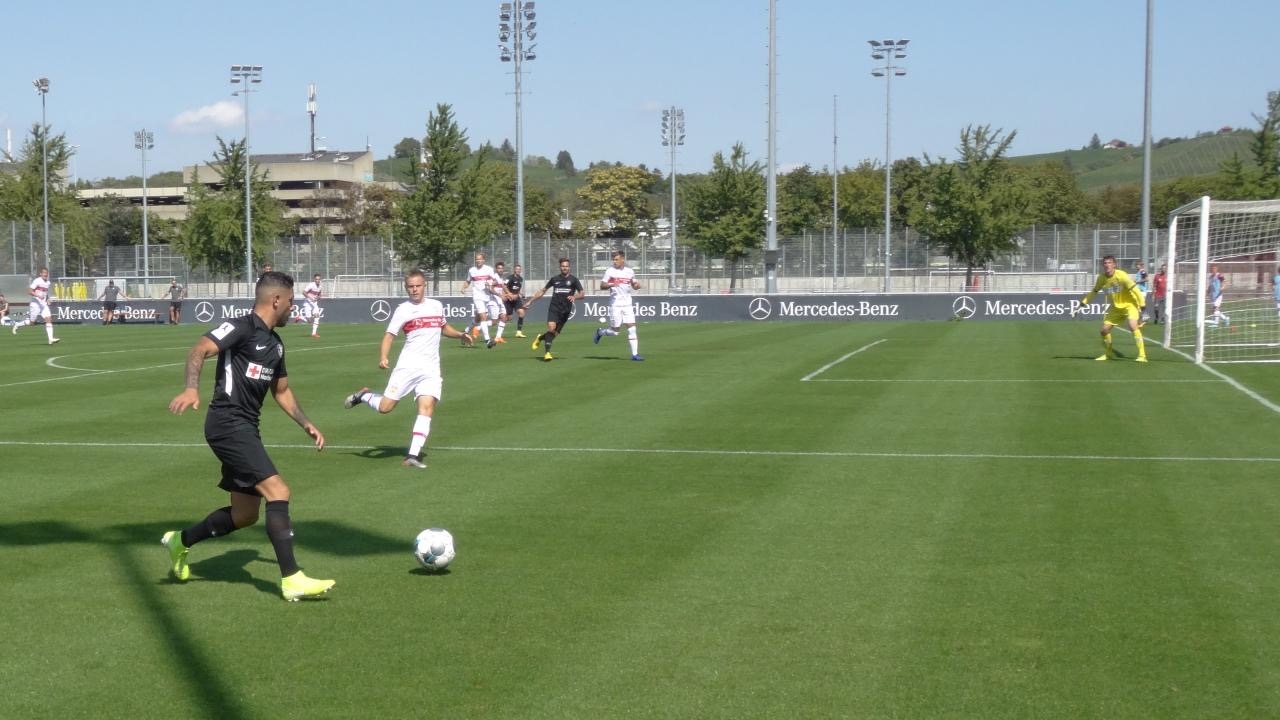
[1083,269,1145,309]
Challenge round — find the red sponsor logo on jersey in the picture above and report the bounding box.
[403,316,445,332]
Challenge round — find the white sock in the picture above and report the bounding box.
[480,320,491,341]
[364,393,384,410]
[408,415,432,457]
[495,321,505,339]
[628,326,639,355]
[45,323,55,341]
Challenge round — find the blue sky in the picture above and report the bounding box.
[1,0,1277,182]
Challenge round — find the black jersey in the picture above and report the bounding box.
[543,274,583,314]
[505,273,524,298]
[202,313,287,429]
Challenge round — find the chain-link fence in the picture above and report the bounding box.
[2,221,1165,298]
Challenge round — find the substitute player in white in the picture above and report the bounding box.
[12,267,59,344]
[593,250,643,361]
[300,274,323,338]
[343,269,474,469]
[461,252,497,346]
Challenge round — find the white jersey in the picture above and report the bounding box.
[304,282,321,301]
[29,277,50,302]
[602,266,636,306]
[386,297,447,376]
[467,265,497,302]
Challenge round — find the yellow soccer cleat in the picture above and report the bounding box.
[161,531,190,582]
[532,333,544,350]
[1136,356,1148,363]
[281,571,335,601]
[542,351,554,362]
[515,331,526,338]
[1095,354,1111,361]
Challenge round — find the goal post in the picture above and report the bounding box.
[1164,196,1280,363]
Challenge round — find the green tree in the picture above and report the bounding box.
[0,123,96,267]
[393,137,422,160]
[836,161,887,228]
[908,125,1030,289]
[395,103,475,291]
[177,137,293,287]
[341,182,401,238]
[1090,184,1142,223]
[498,139,517,162]
[681,142,765,290]
[574,164,657,237]
[777,165,830,235]
[1088,133,1102,150]
[1015,160,1089,224]
[555,150,576,176]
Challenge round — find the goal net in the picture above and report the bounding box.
[1163,196,1280,363]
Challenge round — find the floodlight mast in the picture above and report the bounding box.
[661,107,685,290]
[230,64,263,291]
[870,39,908,293]
[34,77,50,271]
[499,2,537,270]
[135,129,155,295]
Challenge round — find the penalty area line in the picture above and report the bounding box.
[1,439,1277,464]
[801,339,887,382]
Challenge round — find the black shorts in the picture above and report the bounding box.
[170,301,182,310]
[103,302,117,312]
[206,425,279,495]
[547,305,572,328]
[504,300,521,317]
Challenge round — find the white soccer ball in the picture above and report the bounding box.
[413,528,456,571]
[599,315,608,324]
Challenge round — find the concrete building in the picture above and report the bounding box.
[77,149,398,235]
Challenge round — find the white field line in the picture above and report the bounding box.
[800,339,888,382]
[1160,343,1280,415]
[809,378,1214,384]
[1,439,1277,464]
[0,343,365,389]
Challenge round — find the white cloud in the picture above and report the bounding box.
[169,101,242,134]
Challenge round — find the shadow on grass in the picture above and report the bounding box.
[0,520,92,546]
[347,445,406,461]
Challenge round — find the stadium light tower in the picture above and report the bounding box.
[33,77,50,270]
[870,38,908,293]
[135,129,154,295]
[230,64,262,290]
[499,2,537,270]
[661,106,685,290]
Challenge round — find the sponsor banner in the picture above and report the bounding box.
[47,292,1186,325]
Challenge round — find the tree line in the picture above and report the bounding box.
[1,91,1276,283]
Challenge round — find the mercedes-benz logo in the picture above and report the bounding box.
[370,299,391,322]
[952,295,977,319]
[748,297,772,321]
[194,301,215,323]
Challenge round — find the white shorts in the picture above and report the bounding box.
[609,304,637,327]
[471,297,491,316]
[486,296,505,319]
[303,299,320,318]
[28,299,50,320]
[1213,296,1223,310]
[384,366,443,402]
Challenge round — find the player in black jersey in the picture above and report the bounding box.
[162,271,335,601]
[522,258,584,361]
[504,263,527,337]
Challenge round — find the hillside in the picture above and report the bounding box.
[1010,131,1253,191]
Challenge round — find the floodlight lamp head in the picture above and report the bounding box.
[871,69,885,77]
[868,40,882,47]
[523,1,535,10]
[894,69,907,76]
[871,52,885,60]
[500,31,510,41]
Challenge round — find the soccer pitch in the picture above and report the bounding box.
[3,319,1279,719]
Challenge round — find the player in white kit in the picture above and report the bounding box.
[593,251,643,361]
[300,274,323,338]
[342,269,474,468]
[12,267,59,344]
[461,252,497,346]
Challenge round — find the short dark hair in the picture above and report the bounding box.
[558,257,570,264]
[255,271,294,302]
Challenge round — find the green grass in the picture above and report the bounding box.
[3,319,1280,719]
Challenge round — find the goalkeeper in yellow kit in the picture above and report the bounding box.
[1080,255,1147,362]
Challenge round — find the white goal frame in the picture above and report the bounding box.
[1163,196,1280,363]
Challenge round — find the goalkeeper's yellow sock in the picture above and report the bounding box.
[1102,335,1113,357]
[1133,328,1146,359]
